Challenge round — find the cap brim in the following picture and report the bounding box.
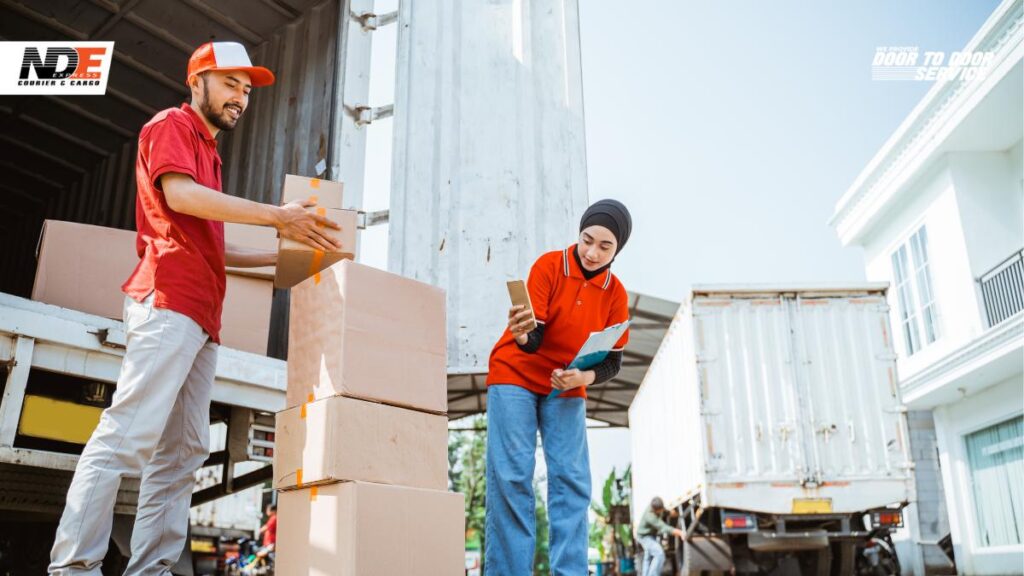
[217,66,276,87]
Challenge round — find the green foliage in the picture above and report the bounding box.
[533,477,550,575]
[449,416,488,561]
[589,465,634,562]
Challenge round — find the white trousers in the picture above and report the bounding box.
[50,294,217,575]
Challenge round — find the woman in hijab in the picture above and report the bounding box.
[484,199,633,575]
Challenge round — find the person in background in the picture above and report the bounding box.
[259,504,277,550]
[248,503,277,567]
[485,199,633,575]
[637,497,685,576]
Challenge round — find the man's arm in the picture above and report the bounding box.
[161,173,341,252]
[656,517,676,536]
[654,513,683,538]
[641,509,678,537]
[225,243,276,268]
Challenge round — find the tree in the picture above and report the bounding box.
[450,416,488,569]
[591,466,634,570]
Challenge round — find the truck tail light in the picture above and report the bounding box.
[871,511,903,528]
[722,512,758,533]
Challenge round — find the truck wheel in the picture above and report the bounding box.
[671,535,697,576]
[677,536,732,576]
[678,540,697,576]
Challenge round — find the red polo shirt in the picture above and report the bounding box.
[122,103,226,342]
[487,245,630,399]
[263,515,277,546]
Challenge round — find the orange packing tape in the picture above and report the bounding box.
[296,468,303,487]
[310,486,318,501]
[310,178,321,189]
[307,393,314,403]
[310,250,324,285]
[307,194,319,204]
[300,403,307,419]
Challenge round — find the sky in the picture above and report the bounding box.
[355,0,1004,502]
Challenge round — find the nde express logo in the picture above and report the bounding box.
[0,42,114,95]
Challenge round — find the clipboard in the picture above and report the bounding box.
[549,319,630,398]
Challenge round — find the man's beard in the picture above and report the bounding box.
[200,79,242,131]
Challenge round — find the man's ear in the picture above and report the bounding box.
[188,75,201,103]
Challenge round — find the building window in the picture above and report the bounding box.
[891,226,941,356]
[965,416,1023,547]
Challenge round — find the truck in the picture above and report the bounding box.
[0,292,284,574]
[629,284,914,576]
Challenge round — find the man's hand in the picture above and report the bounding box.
[672,528,684,539]
[275,199,341,251]
[550,368,594,391]
[159,174,340,253]
[508,305,535,345]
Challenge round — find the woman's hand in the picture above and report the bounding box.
[550,368,595,391]
[508,305,535,345]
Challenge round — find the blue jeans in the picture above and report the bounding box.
[484,384,591,576]
[639,535,665,576]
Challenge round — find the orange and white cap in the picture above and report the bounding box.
[186,41,275,87]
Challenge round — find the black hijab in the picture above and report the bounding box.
[575,199,633,280]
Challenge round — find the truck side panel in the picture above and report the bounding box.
[629,304,703,528]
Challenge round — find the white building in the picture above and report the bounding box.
[831,1,1023,574]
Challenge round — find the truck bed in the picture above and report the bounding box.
[0,292,285,527]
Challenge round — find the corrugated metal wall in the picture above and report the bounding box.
[0,140,138,300]
[219,0,342,359]
[0,0,343,359]
[219,0,341,206]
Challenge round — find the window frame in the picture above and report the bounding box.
[961,413,1024,550]
[890,224,941,356]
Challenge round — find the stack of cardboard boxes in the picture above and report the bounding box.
[271,178,465,575]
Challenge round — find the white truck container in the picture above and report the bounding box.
[630,284,914,576]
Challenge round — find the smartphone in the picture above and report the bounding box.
[506,280,538,332]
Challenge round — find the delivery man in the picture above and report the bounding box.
[49,42,340,575]
[637,497,685,576]
[485,199,633,575]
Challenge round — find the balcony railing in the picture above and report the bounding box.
[978,249,1024,328]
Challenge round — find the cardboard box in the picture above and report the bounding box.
[287,260,447,413]
[224,222,278,279]
[281,174,344,208]
[32,220,138,319]
[273,395,448,491]
[32,219,273,355]
[276,482,465,576]
[221,274,273,355]
[274,207,358,289]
